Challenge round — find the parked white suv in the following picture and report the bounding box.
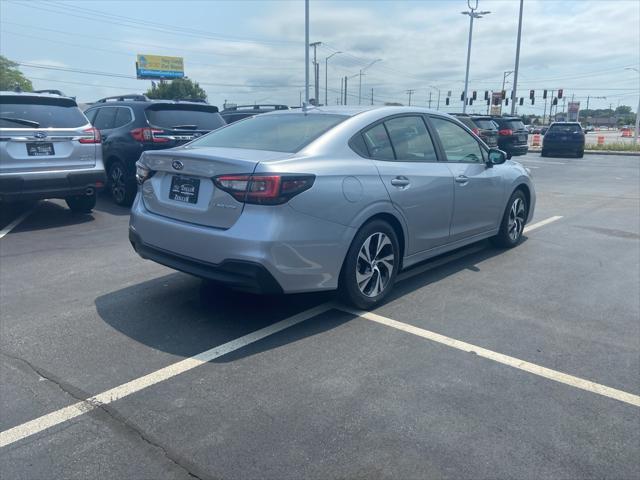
[0,91,106,212]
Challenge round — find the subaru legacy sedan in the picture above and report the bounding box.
[130,106,535,308]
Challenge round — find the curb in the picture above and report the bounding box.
[527,148,639,157]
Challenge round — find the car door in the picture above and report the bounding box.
[92,106,117,150]
[360,115,454,255]
[428,116,505,242]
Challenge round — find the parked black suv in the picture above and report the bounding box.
[490,116,529,158]
[220,104,289,124]
[452,114,499,147]
[85,94,225,205]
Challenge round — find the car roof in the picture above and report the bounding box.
[0,90,75,100]
[261,105,447,118]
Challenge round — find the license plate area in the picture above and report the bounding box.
[169,175,200,204]
[26,142,55,156]
[518,134,526,142]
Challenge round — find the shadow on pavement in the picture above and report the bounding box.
[92,192,132,216]
[95,239,517,363]
[10,200,95,233]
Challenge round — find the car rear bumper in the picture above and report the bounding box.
[501,144,529,156]
[0,166,107,202]
[542,142,584,152]
[129,194,355,294]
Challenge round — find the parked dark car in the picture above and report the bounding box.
[541,122,585,158]
[84,94,226,205]
[491,116,529,158]
[452,114,499,147]
[220,104,289,124]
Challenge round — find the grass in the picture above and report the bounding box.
[585,142,640,152]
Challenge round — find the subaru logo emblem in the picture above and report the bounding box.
[172,160,184,170]
[34,131,47,139]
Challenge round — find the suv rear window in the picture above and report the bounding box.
[549,123,582,133]
[472,118,498,130]
[145,104,225,131]
[188,113,347,153]
[497,119,525,130]
[455,117,476,129]
[0,96,87,128]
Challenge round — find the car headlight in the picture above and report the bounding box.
[135,161,154,185]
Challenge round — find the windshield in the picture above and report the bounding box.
[0,96,87,128]
[145,104,225,131]
[188,113,348,153]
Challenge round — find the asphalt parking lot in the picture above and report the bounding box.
[1,152,639,479]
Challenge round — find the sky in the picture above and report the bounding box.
[1,0,639,116]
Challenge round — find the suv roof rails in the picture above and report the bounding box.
[174,98,209,103]
[33,89,67,96]
[95,94,149,103]
[223,104,289,111]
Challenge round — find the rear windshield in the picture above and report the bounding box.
[455,117,476,129]
[472,119,498,130]
[499,119,525,130]
[549,124,582,133]
[188,113,348,153]
[145,104,225,131]
[0,96,87,128]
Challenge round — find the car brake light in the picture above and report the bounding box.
[214,174,315,205]
[499,129,513,136]
[130,127,169,143]
[472,128,480,136]
[78,127,101,144]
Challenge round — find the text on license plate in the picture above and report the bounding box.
[169,176,200,204]
[26,142,55,156]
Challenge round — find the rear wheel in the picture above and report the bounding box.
[576,149,584,158]
[541,149,548,157]
[491,190,527,248]
[66,192,96,213]
[108,160,136,206]
[339,220,400,309]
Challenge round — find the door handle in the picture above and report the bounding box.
[455,175,469,184]
[390,176,410,187]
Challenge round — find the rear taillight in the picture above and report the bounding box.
[78,127,101,144]
[130,127,169,143]
[213,174,315,205]
[498,129,513,136]
[471,128,480,136]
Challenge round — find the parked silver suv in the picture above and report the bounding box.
[0,91,106,212]
[130,106,535,308]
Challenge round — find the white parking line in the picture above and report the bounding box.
[0,204,37,240]
[0,302,334,448]
[524,215,563,233]
[340,307,640,408]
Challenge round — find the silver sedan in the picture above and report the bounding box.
[130,106,535,308]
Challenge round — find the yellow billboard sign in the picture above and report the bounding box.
[136,54,184,79]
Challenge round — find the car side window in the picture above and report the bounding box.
[362,123,394,161]
[384,116,437,162]
[430,117,484,163]
[113,107,132,128]
[93,107,117,130]
[85,108,98,124]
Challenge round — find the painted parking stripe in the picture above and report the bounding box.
[0,302,334,448]
[341,307,640,408]
[524,215,563,233]
[0,204,37,240]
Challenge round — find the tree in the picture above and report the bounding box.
[615,105,632,115]
[145,78,207,101]
[0,55,33,91]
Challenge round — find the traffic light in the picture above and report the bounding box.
[484,91,489,100]
[543,90,548,99]
[519,97,524,106]
[558,89,563,99]
[472,91,477,100]
[531,97,535,105]
[529,89,535,99]
[446,97,450,106]
[552,97,558,106]
[469,98,473,105]
[501,90,506,100]
[461,92,464,101]
[505,98,509,106]
[487,98,490,106]
[447,90,452,97]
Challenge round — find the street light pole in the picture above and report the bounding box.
[429,86,441,111]
[358,59,382,105]
[309,41,322,105]
[304,0,309,109]
[324,51,342,107]
[510,0,524,115]
[625,67,640,144]
[461,1,490,114]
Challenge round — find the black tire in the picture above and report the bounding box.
[491,189,527,248]
[108,160,136,206]
[576,150,584,158]
[339,219,400,309]
[65,192,96,213]
[541,149,548,157]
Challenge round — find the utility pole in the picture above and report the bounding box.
[624,67,639,143]
[429,86,441,111]
[344,76,348,105]
[371,88,374,105]
[406,89,415,106]
[340,77,344,105]
[324,51,342,107]
[543,96,547,125]
[304,0,309,108]
[358,59,382,105]
[461,1,490,113]
[428,91,432,109]
[510,0,524,115]
[309,41,321,105]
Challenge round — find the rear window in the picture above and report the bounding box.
[188,113,347,153]
[549,123,582,133]
[455,117,476,129]
[0,96,87,128]
[145,104,225,131]
[498,119,525,130]
[472,119,498,130]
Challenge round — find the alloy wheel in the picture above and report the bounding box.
[356,232,395,298]
[110,164,126,204]
[508,197,526,241]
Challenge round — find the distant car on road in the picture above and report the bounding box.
[130,106,535,308]
[0,91,105,212]
[85,94,226,205]
[452,114,499,147]
[542,122,585,158]
[491,116,529,158]
[220,104,289,124]
[583,125,594,133]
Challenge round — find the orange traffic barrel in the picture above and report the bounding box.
[532,134,541,146]
[597,135,605,145]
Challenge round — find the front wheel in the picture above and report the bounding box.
[491,190,527,248]
[339,220,400,309]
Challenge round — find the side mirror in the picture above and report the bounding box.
[487,148,507,166]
